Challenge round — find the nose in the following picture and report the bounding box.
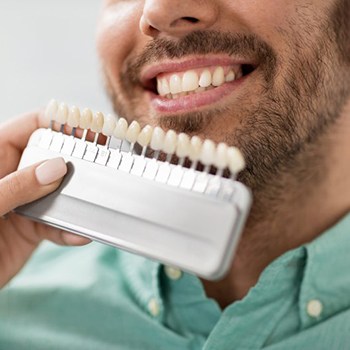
[140,0,219,38]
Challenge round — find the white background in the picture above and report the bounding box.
[0,0,111,122]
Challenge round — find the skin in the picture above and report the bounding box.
[0,112,90,289]
[97,0,350,307]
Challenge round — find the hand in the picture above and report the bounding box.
[0,111,90,288]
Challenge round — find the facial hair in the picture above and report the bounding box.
[105,0,350,194]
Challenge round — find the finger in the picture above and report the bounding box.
[0,111,45,178]
[59,232,91,246]
[0,158,67,216]
[35,223,91,246]
[49,231,91,246]
[0,110,45,152]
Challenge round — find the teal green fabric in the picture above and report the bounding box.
[1,214,350,349]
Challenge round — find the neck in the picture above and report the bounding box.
[202,100,350,309]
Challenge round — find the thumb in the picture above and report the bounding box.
[0,158,67,216]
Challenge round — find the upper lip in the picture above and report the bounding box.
[140,55,258,91]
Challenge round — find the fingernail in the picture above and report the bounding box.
[35,158,67,185]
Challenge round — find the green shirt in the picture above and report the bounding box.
[1,214,350,349]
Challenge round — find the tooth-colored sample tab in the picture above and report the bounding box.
[199,70,212,88]
[212,66,225,87]
[91,111,104,133]
[150,126,165,151]
[189,136,203,161]
[227,146,246,174]
[114,118,128,139]
[182,71,199,92]
[56,102,69,124]
[215,142,229,169]
[102,114,116,136]
[200,139,216,166]
[169,75,182,94]
[67,106,80,128]
[163,130,177,154]
[137,125,153,147]
[45,99,58,125]
[79,108,93,129]
[126,120,141,143]
[176,133,190,158]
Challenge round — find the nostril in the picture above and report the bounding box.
[182,17,199,23]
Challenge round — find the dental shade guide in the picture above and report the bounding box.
[15,99,252,280]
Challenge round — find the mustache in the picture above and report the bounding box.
[124,30,278,85]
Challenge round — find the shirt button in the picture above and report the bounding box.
[164,266,182,280]
[148,298,160,317]
[307,299,323,318]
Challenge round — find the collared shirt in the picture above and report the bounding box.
[1,214,350,349]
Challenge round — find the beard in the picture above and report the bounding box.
[104,0,350,194]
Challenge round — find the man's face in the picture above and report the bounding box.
[97,0,349,190]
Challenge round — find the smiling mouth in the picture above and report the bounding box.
[143,62,256,99]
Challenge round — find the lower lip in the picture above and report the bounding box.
[148,77,247,114]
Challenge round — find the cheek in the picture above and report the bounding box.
[96,3,143,79]
[232,0,330,50]
[237,0,296,27]
[224,0,299,53]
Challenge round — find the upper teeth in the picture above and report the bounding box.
[157,66,237,97]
